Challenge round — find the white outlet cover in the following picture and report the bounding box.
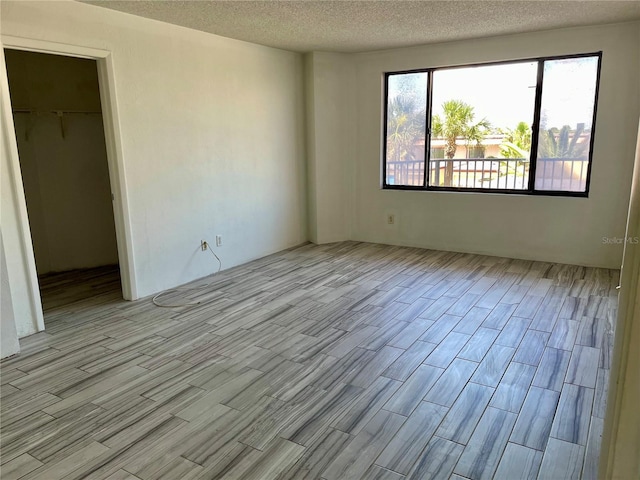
[385,210,398,229]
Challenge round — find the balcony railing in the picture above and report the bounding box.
[535,157,589,192]
[386,157,588,191]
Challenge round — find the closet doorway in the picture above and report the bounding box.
[5,49,121,320]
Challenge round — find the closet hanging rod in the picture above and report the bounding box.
[12,108,102,114]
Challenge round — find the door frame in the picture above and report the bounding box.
[1,35,137,334]
[599,121,640,479]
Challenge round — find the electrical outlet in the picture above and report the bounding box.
[215,235,223,247]
[387,214,395,225]
[201,240,208,251]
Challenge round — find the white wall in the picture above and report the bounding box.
[305,52,355,243]
[1,1,307,337]
[12,114,118,273]
[340,22,639,268]
[0,46,44,339]
[6,50,118,274]
[1,232,20,359]
[600,121,640,479]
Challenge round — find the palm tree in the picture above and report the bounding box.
[537,123,588,159]
[500,121,532,159]
[386,95,425,162]
[535,124,590,189]
[431,100,490,186]
[499,122,532,183]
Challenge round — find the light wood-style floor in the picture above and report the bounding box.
[0,242,617,480]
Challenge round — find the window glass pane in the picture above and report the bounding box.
[429,62,537,190]
[534,56,599,192]
[385,72,427,186]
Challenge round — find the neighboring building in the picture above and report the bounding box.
[429,135,505,159]
[389,132,590,189]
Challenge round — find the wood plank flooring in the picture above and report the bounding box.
[0,242,618,480]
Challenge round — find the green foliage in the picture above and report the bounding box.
[386,79,426,162]
[500,121,532,159]
[537,124,588,159]
[431,100,490,159]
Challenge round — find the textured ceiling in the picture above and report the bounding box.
[81,1,640,53]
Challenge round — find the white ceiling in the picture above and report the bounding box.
[82,1,640,53]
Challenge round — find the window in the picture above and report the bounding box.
[383,53,601,196]
[467,146,485,159]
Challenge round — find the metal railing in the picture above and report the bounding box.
[535,157,588,192]
[386,157,588,191]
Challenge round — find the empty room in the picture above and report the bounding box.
[1,1,639,480]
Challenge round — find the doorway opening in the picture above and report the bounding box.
[4,49,122,320]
